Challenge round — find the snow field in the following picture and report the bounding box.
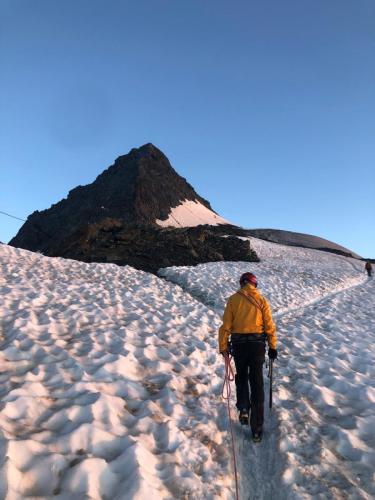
[159,237,366,315]
[160,237,375,499]
[0,245,232,499]
[1,235,374,500]
[275,279,375,499]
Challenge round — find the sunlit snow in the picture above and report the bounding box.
[0,245,229,499]
[160,237,375,499]
[155,199,230,228]
[1,237,374,499]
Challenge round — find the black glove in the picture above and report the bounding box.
[268,348,277,360]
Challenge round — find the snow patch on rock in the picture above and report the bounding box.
[155,199,230,228]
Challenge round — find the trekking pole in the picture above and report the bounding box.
[269,359,273,411]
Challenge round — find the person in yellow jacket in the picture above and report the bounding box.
[218,272,277,441]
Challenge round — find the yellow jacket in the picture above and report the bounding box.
[218,283,277,352]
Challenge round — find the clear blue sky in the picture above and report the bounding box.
[1,0,374,257]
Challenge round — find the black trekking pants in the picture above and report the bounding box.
[232,340,265,434]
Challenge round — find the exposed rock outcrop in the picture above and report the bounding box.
[49,220,258,273]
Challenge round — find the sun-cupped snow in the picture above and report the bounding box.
[155,199,230,228]
[0,244,232,500]
[2,236,374,499]
[160,236,375,499]
[273,276,375,499]
[159,236,366,314]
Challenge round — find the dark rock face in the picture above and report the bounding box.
[47,220,258,273]
[10,144,259,271]
[10,144,214,253]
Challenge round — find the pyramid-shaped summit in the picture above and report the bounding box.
[11,144,229,252]
[10,144,256,272]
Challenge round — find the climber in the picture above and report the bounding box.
[218,272,277,442]
[365,261,373,277]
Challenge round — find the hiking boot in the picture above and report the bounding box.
[238,410,249,425]
[252,431,263,443]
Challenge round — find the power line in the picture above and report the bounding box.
[0,210,26,222]
[0,209,53,241]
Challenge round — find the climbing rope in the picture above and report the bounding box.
[222,353,239,500]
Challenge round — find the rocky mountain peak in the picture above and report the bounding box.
[9,145,251,272]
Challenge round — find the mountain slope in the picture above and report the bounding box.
[9,144,257,272]
[246,228,361,259]
[9,144,362,269]
[9,144,222,252]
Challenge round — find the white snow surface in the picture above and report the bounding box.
[155,199,230,228]
[1,237,375,499]
[160,238,375,499]
[0,245,229,499]
[159,237,366,316]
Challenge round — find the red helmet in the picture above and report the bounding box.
[239,272,257,287]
